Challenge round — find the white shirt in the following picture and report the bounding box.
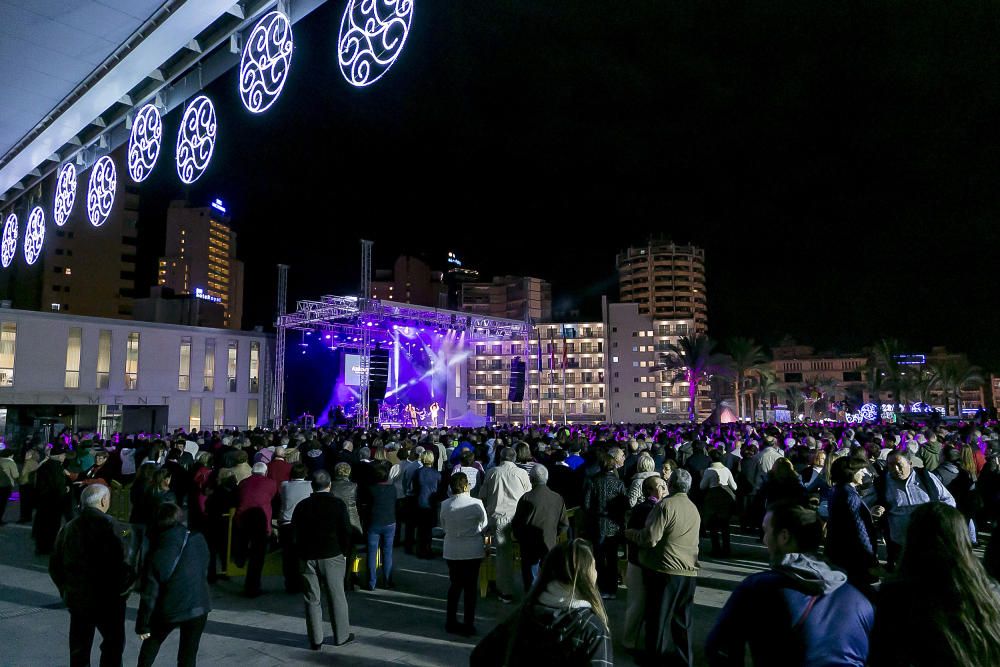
[481,461,531,519]
[439,493,488,560]
[700,462,738,491]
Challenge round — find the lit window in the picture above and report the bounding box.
[64,327,82,389]
[64,267,72,276]
[124,332,140,389]
[204,339,216,391]
[249,341,260,393]
[178,337,191,391]
[96,330,111,388]
[227,341,238,391]
[189,398,201,431]
[51,303,61,311]
[0,322,16,386]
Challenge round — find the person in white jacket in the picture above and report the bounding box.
[701,449,739,557]
[439,472,488,636]
[480,447,531,603]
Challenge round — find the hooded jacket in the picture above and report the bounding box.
[136,525,211,634]
[705,553,873,666]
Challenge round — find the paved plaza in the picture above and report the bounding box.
[0,500,774,666]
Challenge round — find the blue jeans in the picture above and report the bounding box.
[367,523,395,588]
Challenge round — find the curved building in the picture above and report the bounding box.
[616,239,707,334]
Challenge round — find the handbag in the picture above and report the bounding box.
[119,523,149,595]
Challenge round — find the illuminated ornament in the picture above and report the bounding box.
[87,156,117,227]
[23,207,44,265]
[240,10,293,113]
[127,103,162,182]
[1,214,17,268]
[176,95,217,183]
[858,403,879,421]
[338,0,413,87]
[53,163,77,226]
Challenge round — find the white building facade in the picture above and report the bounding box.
[0,308,271,444]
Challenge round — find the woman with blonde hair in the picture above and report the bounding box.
[627,452,659,508]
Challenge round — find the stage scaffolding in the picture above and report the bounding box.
[270,296,532,428]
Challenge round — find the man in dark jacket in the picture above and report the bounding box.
[292,470,355,650]
[33,445,71,555]
[705,501,874,666]
[136,503,212,667]
[512,464,569,592]
[49,484,130,667]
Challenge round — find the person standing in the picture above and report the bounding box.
[700,448,738,557]
[236,462,278,597]
[34,445,71,555]
[705,501,874,666]
[362,463,398,590]
[278,463,312,593]
[136,503,212,667]
[413,451,442,559]
[511,464,569,592]
[623,475,667,654]
[825,456,880,595]
[582,450,628,599]
[292,470,355,650]
[0,448,19,524]
[49,484,129,667]
[17,448,40,524]
[440,472,488,635]
[480,447,531,603]
[625,469,700,666]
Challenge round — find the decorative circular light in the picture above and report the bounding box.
[53,163,77,226]
[338,0,414,87]
[87,155,117,227]
[176,95,217,183]
[23,207,44,265]
[1,214,17,268]
[127,103,163,182]
[240,10,294,113]
[858,402,879,421]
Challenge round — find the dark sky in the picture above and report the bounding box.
[136,1,1000,369]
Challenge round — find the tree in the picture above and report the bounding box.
[750,367,778,422]
[726,337,769,420]
[663,335,733,422]
[784,385,806,419]
[868,338,905,410]
[806,375,839,419]
[930,359,985,416]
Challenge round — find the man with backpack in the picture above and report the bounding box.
[49,483,131,667]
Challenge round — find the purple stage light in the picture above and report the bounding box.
[325,334,331,340]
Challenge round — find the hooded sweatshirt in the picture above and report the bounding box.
[705,552,873,667]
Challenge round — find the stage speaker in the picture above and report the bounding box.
[369,348,390,400]
[486,403,496,421]
[508,357,526,402]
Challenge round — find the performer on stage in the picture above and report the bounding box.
[405,403,418,427]
[428,402,440,428]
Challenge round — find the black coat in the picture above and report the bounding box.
[291,491,352,560]
[49,508,129,611]
[34,458,68,506]
[511,485,569,561]
[582,471,627,539]
[136,525,211,633]
[548,463,583,509]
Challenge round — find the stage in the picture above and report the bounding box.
[276,296,530,427]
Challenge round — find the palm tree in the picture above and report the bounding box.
[807,375,839,419]
[930,359,985,416]
[784,385,806,420]
[750,367,778,422]
[726,337,769,420]
[869,338,905,410]
[662,335,733,422]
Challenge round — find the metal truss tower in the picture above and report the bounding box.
[271,263,290,427]
[358,240,373,427]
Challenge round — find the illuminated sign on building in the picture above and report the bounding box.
[194,288,222,303]
[211,198,226,214]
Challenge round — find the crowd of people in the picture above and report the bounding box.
[3,417,1000,666]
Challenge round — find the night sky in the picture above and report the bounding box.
[135,1,1000,369]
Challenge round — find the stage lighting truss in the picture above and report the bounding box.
[87,155,117,227]
[337,0,413,87]
[1,213,17,268]
[176,95,217,184]
[23,207,45,265]
[128,103,163,182]
[240,10,294,113]
[53,163,77,226]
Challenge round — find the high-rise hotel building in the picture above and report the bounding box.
[158,200,244,329]
[616,239,707,334]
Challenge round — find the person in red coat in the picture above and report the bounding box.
[237,462,278,596]
[267,446,293,486]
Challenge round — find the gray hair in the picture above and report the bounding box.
[637,452,655,474]
[668,468,692,495]
[81,483,110,509]
[529,464,549,486]
[499,447,516,462]
[312,469,332,492]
